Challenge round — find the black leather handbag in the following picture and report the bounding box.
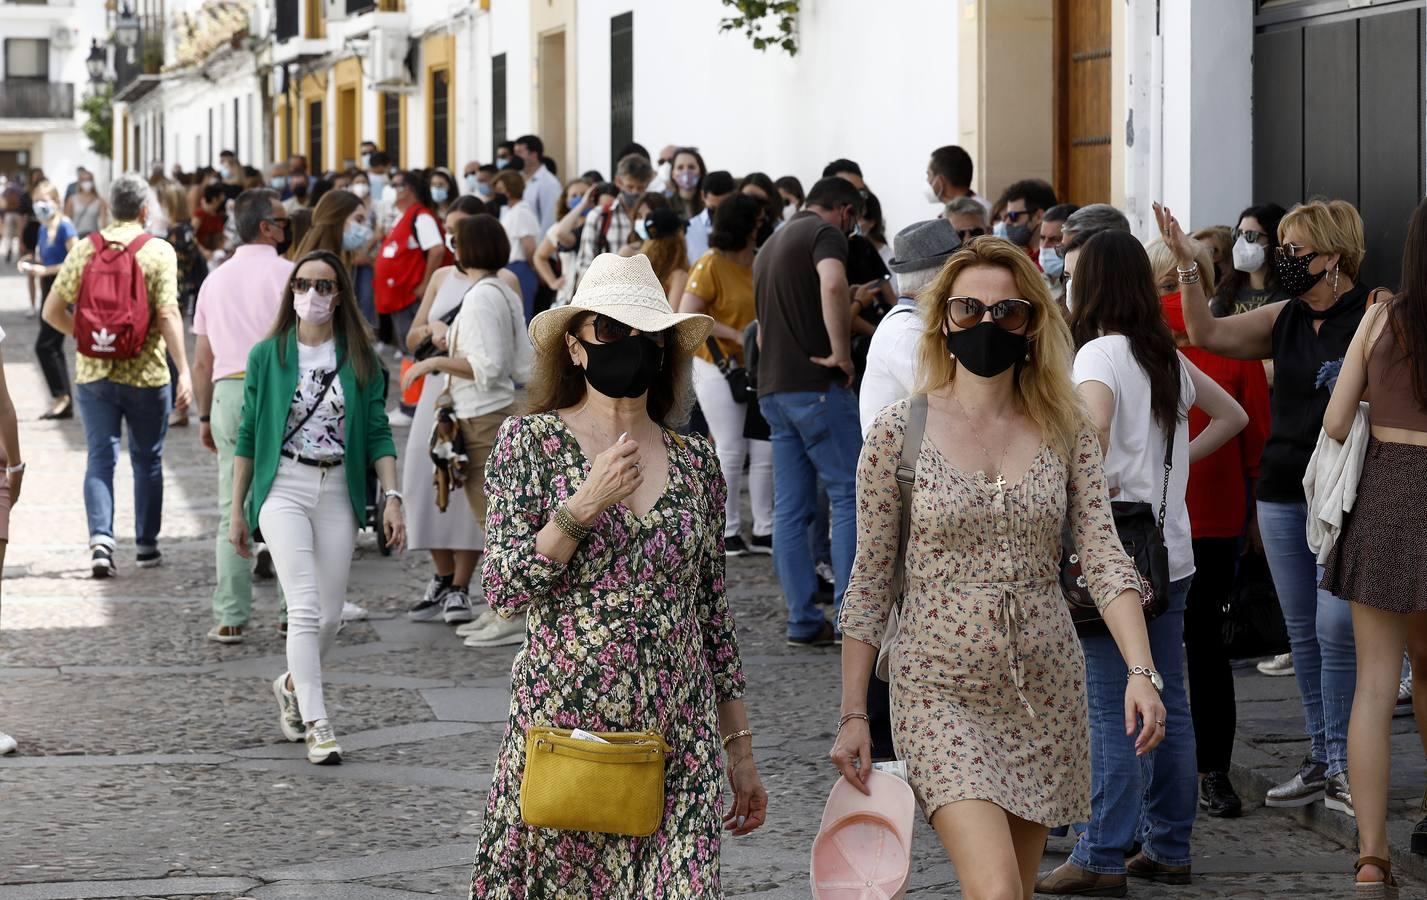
[1061,422,1174,637]
[412,305,461,362]
[705,336,756,404]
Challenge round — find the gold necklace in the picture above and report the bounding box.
[948,391,1010,491]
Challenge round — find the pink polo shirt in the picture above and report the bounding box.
[193,244,295,380]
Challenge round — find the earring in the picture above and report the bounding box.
[1331,266,1340,300]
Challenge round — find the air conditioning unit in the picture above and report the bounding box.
[50,25,78,51]
[369,25,413,89]
[323,0,349,24]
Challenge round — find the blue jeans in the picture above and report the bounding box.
[759,386,862,640]
[354,264,376,326]
[1256,499,1355,776]
[75,379,171,551]
[1071,577,1197,874]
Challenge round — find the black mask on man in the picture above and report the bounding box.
[945,321,1028,378]
[578,334,664,399]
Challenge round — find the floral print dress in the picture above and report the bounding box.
[469,413,746,899]
[839,400,1141,826]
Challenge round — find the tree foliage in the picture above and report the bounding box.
[81,85,113,159]
[719,1,799,56]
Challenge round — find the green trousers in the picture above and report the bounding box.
[212,378,285,625]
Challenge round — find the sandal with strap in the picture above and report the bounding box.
[1355,856,1399,898]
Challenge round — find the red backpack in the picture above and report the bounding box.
[74,231,154,359]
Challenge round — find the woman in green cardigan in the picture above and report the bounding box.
[230,249,406,765]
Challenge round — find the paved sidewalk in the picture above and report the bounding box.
[0,273,1419,898]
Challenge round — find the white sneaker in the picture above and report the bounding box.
[305,720,342,765]
[463,612,527,648]
[815,560,836,585]
[386,408,413,427]
[0,732,16,755]
[341,601,368,622]
[456,607,499,636]
[1257,653,1295,677]
[272,673,306,742]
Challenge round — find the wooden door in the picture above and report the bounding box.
[1054,0,1112,205]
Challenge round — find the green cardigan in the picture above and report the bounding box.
[235,331,397,531]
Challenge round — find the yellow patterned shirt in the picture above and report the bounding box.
[50,222,178,388]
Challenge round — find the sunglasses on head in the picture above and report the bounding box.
[1232,227,1268,245]
[586,314,667,348]
[291,277,339,296]
[947,296,1034,332]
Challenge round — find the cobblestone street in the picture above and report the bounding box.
[0,273,1422,898]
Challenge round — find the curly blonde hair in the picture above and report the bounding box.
[914,236,1087,459]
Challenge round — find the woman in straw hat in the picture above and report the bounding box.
[467,252,768,898]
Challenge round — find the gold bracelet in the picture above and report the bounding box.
[552,504,592,542]
[721,729,753,750]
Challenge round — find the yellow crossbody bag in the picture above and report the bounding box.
[519,727,673,837]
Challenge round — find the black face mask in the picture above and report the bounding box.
[945,321,1028,378]
[1277,250,1326,298]
[578,334,664,399]
[274,231,292,257]
[1004,222,1033,247]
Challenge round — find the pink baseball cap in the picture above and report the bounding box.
[810,770,916,900]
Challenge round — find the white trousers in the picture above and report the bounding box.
[258,459,358,724]
[691,356,773,538]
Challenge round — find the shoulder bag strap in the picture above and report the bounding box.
[705,335,730,370]
[1158,417,1176,530]
[281,347,347,447]
[891,395,928,601]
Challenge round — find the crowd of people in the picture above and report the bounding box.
[1,129,1426,899]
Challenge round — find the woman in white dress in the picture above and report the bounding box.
[400,196,522,626]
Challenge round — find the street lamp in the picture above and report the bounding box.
[115,3,140,64]
[86,39,107,84]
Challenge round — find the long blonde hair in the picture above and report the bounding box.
[914,236,1086,459]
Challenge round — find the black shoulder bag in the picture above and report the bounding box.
[705,336,756,404]
[1060,420,1174,637]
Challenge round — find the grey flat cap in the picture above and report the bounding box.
[888,217,961,273]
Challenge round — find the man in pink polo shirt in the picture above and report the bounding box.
[192,188,292,643]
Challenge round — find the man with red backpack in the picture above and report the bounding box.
[41,173,192,578]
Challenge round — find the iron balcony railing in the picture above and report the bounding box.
[0,80,75,119]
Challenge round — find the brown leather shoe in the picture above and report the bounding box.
[1127,851,1192,885]
[1034,862,1128,897]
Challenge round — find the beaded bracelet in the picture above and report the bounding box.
[837,712,870,731]
[552,504,592,542]
[1176,262,1201,284]
[721,729,753,749]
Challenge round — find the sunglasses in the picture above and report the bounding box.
[1003,209,1030,223]
[1232,227,1268,245]
[291,277,339,296]
[264,217,290,231]
[1276,243,1315,261]
[947,296,1034,332]
[957,227,987,241]
[586,314,667,348]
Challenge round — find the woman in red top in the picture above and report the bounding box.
[1152,240,1271,818]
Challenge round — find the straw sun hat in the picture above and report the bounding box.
[528,253,713,355]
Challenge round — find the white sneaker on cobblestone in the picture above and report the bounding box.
[341,601,368,622]
[0,732,16,755]
[1257,653,1294,677]
[463,612,527,648]
[306,720,342,765]
[442,587,475,624]
[456,607,499,636]
[272,673,306,743]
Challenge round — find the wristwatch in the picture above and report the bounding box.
[382,489,404,505]
[1127,666,1164,693]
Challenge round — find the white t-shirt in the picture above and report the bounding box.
[501,202,540,263]
[859,304,922,437]
[410,212,443,251]
[283,339,346,463]
[1073,335,1197,582]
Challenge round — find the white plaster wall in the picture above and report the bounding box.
[160,59,266,173]
[573,0,959,235]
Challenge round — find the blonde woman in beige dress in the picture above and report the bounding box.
[832,237,1167,900]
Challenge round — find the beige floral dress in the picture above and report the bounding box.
[839,400,1141,825]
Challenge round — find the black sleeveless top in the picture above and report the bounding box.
[1258,283,1368,502]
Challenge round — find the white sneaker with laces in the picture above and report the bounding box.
[1257,653,1294,677]
[442,587,475,624]
[306,720,342,765]
[464,612,527,648]
[456,607,499,636]
[341,601,368,622]
[0,732,16,755]
[272,673,306,742]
